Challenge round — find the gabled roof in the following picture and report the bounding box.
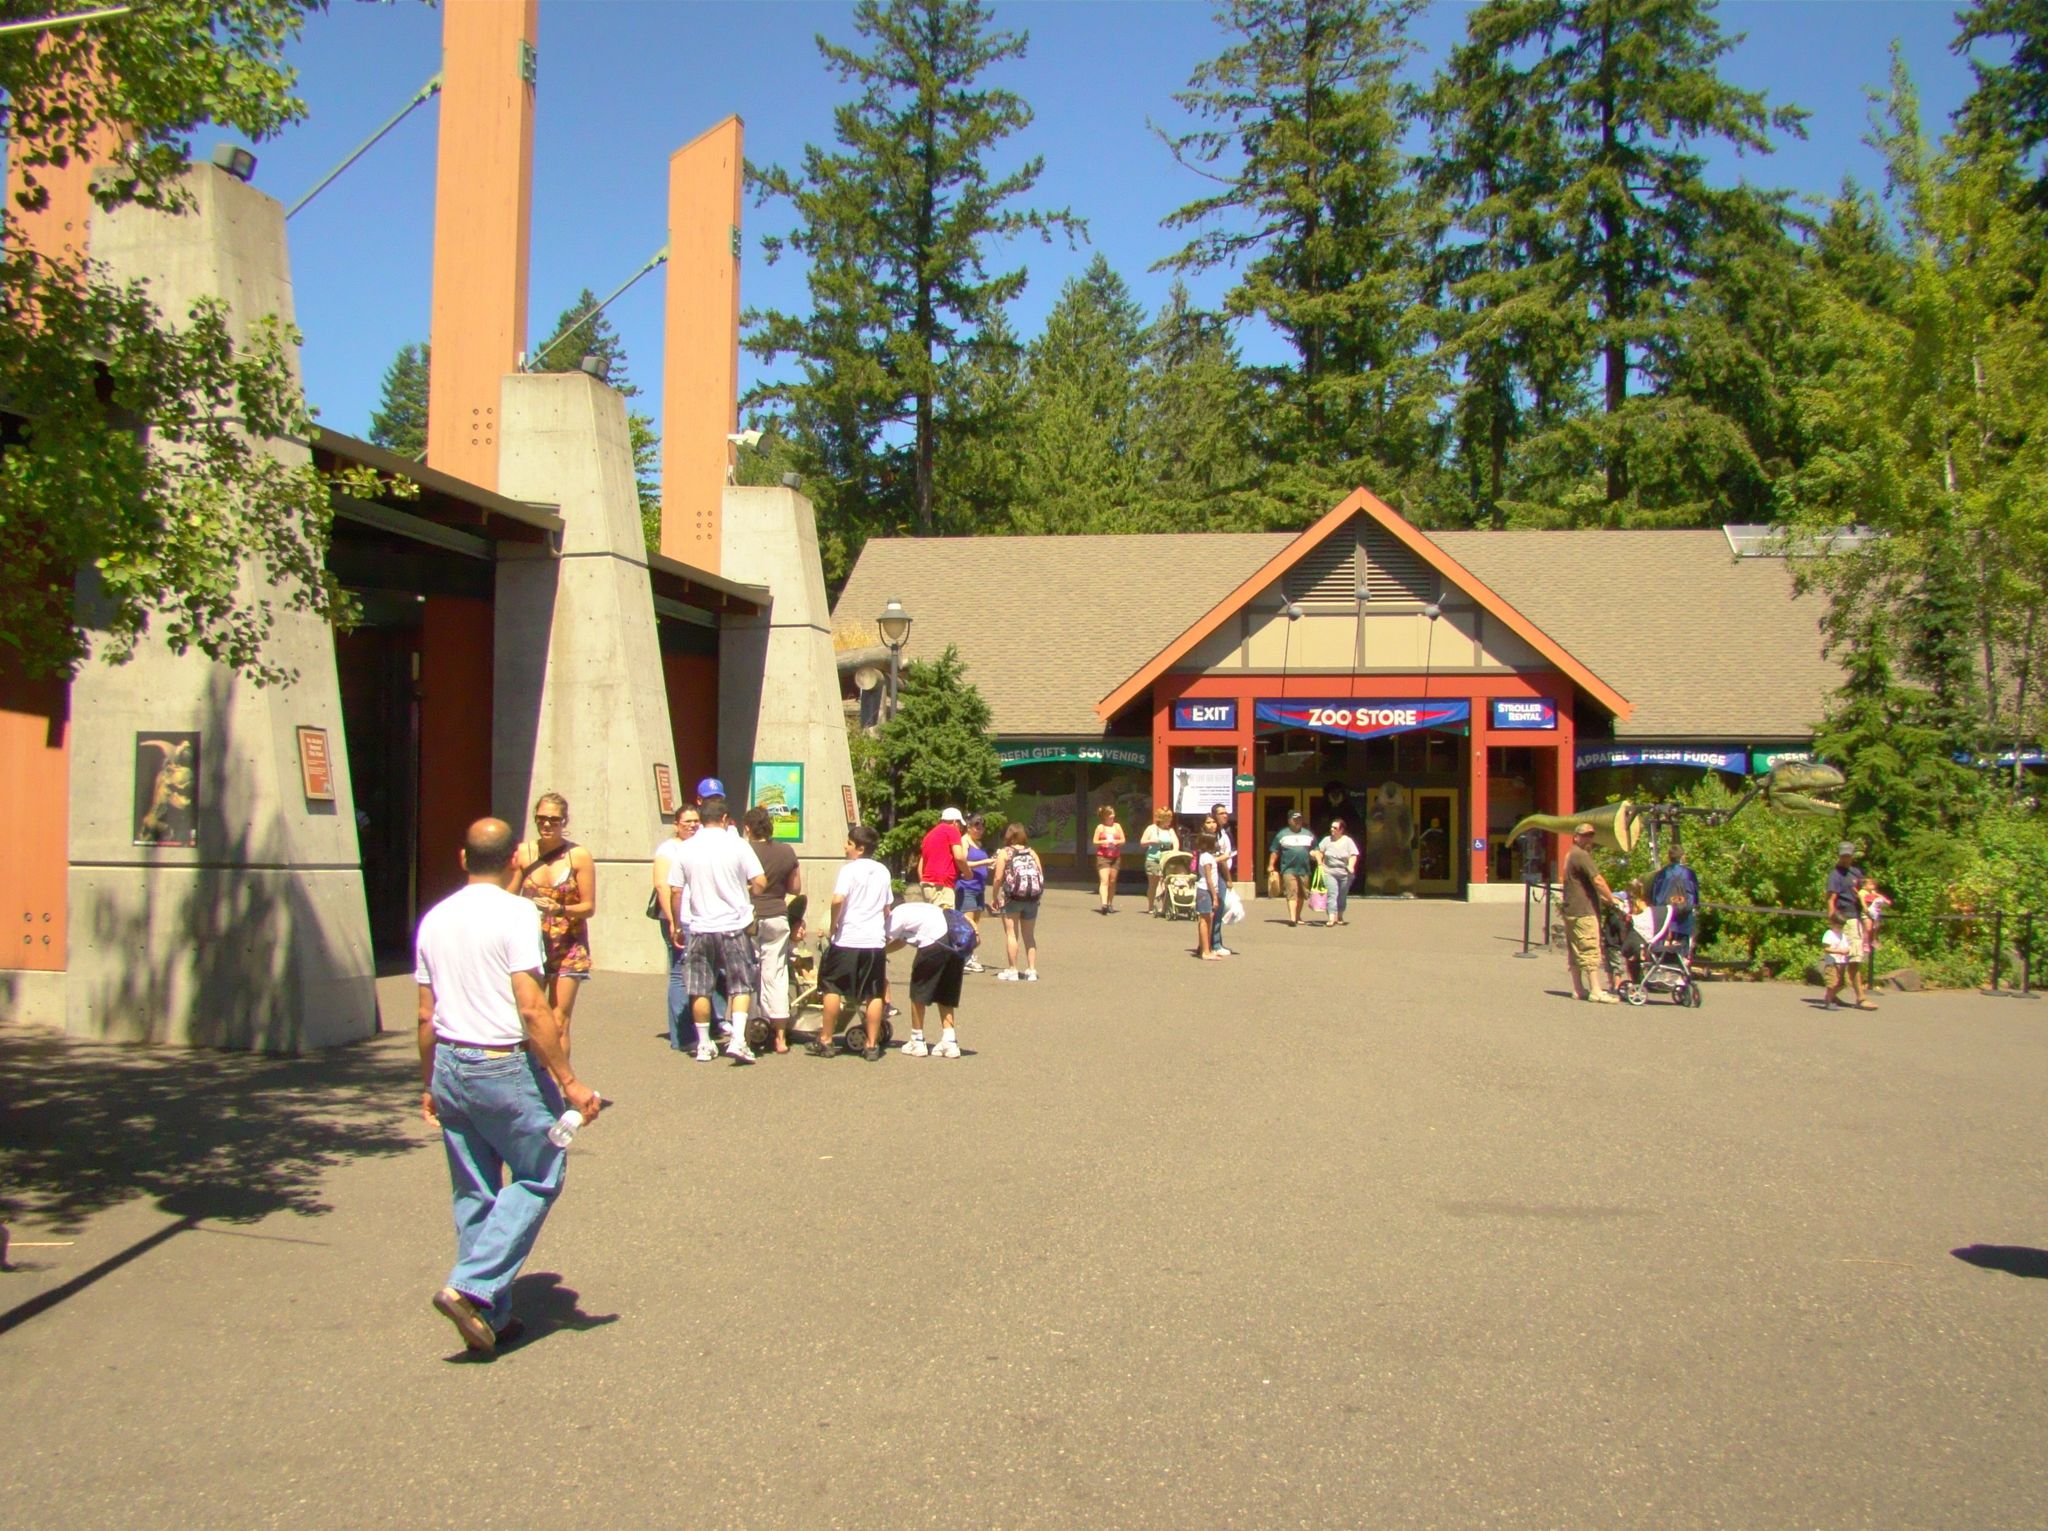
[1092,488,1634,722]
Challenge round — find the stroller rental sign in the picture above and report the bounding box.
[1254,699,1469,739]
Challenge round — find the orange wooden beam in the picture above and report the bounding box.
[661,115,744,573]
[426,0,538,493]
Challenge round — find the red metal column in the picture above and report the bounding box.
[1467,695,1490,887]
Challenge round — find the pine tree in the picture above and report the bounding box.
[532,288,663,550]
[1160,0,1441,513]
[935,310,1028,532]
[367,341,430,458]
[1955,0,2048,209]
[1009,255,1149,533]
[748,0,1082,558]
[1427,0,1806,519]
[1134,282,1259,528]
[853,645,1011,871]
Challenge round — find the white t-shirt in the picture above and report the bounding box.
[833,858,893,949]
[1318,835,1359,874]
[887,902,949,949]
[667,826,764,935]
[653,834,687,885]
[414,883,546,1046]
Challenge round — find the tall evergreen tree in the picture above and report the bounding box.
[1955,0,2048,208]
[748,0,1082,562]
[1135,282,1260,528]
[532,288,663,550]
[1009,255,1149,533]
[1160,0,1440,515]
[1428,0,1806,519]
[367,341,430,459]
[935,310,1029,531]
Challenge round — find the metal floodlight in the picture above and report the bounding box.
[1422,601,1442,621]
[579,353,607,379]
[876,598,913,650]
[780,471,802,490]
[211,143,257,182]
[1283,600,1305,621]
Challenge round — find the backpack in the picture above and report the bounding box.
[1002,847,1043,901]
[943,907,978,956]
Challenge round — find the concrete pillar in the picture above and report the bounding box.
[66,165,377,1050]
[716,486,859,889]
[494,371,676,975]
[660,116,743,572]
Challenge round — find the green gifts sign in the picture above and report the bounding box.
[749,762,804,842]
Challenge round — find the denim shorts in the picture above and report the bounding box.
[1002,898,1040,921]
[957,884,986,913]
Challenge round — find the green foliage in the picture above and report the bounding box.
[531,288,663,552]
[367,341,429,458]
[746,0,1082,574]
[0,0,362,682]
[1955,0,2048,208]
[849,645,1010,871]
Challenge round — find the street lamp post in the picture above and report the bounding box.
[876,598,913,835]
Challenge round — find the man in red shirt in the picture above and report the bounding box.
[919,806,968,909]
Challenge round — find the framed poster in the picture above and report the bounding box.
[133,732,200,847]
[1170,766,1234,816]
[750,762,804,842]
[296,726,336,802]
[653,763,677,817]
[842,783,858,826]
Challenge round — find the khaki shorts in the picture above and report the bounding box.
[1566,914,1603,975]
[919,883,957,911]
[1281,872,1309,898]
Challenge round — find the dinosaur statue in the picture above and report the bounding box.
[1507,761,1846,857]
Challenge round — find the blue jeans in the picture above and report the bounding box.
[1326,871,1350,920]
[432,1047,565,1330]
[666,937,725,1048]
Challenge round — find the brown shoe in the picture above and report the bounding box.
[433,1286,497,1354]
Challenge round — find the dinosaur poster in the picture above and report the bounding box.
[133,732,200,847]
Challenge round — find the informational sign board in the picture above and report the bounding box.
[1489,698,1557,731]
[1170,766,1235,815]
[842,783,858,825]
[1576,745,1747,773]
[749,762,804,841]
[1234,773,1256,792]
[1172,698,1237,731]
[653,763,676,817]
[133,731,200,847]
[1254,699,1470,740]
[296,726,335,802]
[997,743,1151,769]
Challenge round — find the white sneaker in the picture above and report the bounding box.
[725,1038,756,1063]
[933,1036,961,1059]
[1214,945,1233,957]
[996,969,1021,982]
[902,1035,929,1057]
[693,1039,718,1062]
[1022,970,1038,982]
[964,959,986,974]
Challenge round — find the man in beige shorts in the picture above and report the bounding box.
[1561,823,1619,1003]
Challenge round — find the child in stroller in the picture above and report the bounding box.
[1609,882,1701,1008]
[1157,850,1199,921]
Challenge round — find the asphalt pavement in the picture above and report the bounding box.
[3,889,2044,1528]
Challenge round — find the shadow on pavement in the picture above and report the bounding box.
[496,1272,618,1353]
[0,1027,420,1332]
[1952,1244,2048,1279]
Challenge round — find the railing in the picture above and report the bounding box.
[1512,881,2040,996]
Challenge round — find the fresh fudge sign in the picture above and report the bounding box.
[1490,698,1557,731]
[1253,699,1470,739]
[1172,698,1238,731]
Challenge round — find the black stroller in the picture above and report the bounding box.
[1605,901,1702,1008]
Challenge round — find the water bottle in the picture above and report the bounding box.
[546,1109,583,1148]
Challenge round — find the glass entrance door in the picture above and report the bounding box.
[1256,787,1312,895]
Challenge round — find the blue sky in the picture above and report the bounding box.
[252,1,1989,441]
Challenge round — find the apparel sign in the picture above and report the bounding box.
[1576,745,1748,772]
[1253,699,1470,740]
[997,743,1151,769]
[1489,698,1557,731]
[1172,698,1237,731]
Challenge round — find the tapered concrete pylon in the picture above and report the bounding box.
[67,165,377,1051]
[494,371,678,975]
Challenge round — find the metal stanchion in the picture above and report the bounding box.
[1542,881,1554,948]
[1514,880,1541,958]
[2024,913,2035,997]
[1990,909,2005,993]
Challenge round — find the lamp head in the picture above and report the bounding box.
[1422,601,1442,621]
[1283,600,1304,621]
[211,143,257,182]
[876,598,913,649]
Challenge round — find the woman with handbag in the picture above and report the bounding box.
[1139,807,1178,916]
[1313,817,1359,928]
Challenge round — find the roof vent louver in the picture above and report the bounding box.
[1283,533,1359,606]
[1362,522,1434,603]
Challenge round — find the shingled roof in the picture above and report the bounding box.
[832,527,1839,742]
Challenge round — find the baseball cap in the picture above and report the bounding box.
[1574,823,1597,836]
[696,776,726,799]
[1837,841,1857,856]
[940,806,964,822]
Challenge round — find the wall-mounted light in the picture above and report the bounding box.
[211,143,257,183]
[579,353,607,380]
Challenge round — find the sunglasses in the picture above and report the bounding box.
[535,814,565,827]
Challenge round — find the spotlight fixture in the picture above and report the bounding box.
[578,353,607,379]
[211,143,257,182]
[780,471,802,490]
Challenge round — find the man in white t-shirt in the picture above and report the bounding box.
[812,823,893,1060]
[885,900,969,1058]
[651,804,700,1050]
[417,817,600,1357]
[667,794,768,1062]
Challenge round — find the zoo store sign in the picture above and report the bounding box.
[1253,699,1470,740]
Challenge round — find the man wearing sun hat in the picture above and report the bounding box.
[1560,822,1619,1003]
[918,805,968,909]
[1825,840,1877,1011]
